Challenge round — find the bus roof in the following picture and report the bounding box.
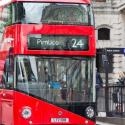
[0,0,91,6]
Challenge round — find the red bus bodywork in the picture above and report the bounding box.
[0,0,96,125]
[0,0,91,6]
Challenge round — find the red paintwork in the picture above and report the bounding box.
[8,24,96,56]
[12,0,91,3]
[13,91,95,125]
[0,0,95,124]
[0,90,14,125]
[0,0,91,6]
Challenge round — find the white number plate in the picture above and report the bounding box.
[51,118,69,123]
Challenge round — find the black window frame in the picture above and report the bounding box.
[1,52,14,89]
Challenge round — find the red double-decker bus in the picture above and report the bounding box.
[0,0,96,124]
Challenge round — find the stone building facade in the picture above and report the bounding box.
[93,0,125,83]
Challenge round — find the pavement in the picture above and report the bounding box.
[96,121,116,125]
[97,116,125,125]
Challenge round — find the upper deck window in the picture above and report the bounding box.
[12,2,94,26]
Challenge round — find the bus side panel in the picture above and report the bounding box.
[1,90,14,125]
[14,91,95,125]
[0,89,3,124]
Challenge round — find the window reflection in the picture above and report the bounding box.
[13,2,91,25]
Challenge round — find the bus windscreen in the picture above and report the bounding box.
[16,56,94,103]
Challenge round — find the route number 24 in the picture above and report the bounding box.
[72,39,84,48]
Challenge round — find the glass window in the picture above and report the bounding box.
[1,55,14,89]
[16,56,94,103]
[98,28,110,40]
[89,5,95,26]
[0,5,12,45]
[0,7,4,44]
[0,6,12,26]
[12,2,94,25]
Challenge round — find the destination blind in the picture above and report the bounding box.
[28,35,89,51]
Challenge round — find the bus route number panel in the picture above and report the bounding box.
[28,34,89,51]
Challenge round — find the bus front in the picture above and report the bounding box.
[5,0,96,124]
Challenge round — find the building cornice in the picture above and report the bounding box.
[118,2,125,12]
[92,1,125,13]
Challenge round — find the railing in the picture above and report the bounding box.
[97,85,125,117]
[108,85,125,117]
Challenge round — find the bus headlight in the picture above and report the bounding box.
[21,106,32,119]
[85,106,94,118]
